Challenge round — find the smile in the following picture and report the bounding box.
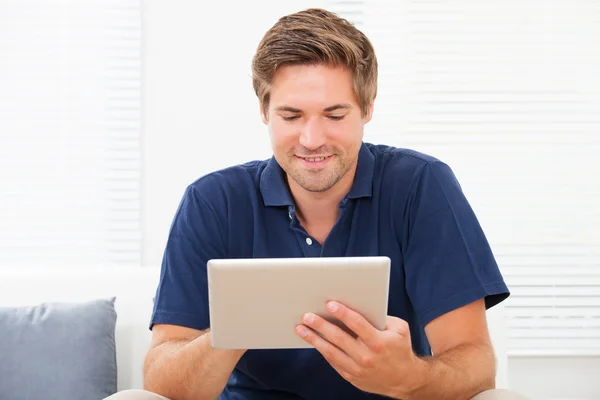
[299,155,332,162]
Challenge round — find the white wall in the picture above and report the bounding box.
[142,2,600,399]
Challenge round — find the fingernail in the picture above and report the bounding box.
[296,326,308,338]
[303,313,315,324]
[327,302,338,312]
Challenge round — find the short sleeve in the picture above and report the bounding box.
[402,161,509,327]
[149,184,227,331]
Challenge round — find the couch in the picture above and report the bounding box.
[0,267,510,396]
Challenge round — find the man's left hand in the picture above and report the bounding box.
[295,301,426,399]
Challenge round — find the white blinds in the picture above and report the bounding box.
[326,0,600,356]
[0,0,142,267]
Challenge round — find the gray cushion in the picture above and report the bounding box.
[0,298,118,400]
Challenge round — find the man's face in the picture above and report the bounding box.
[261,64,372,193]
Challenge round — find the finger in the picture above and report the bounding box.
[295,324,361,377]
[385,316,411,336]
[325,301,380,348]
[299,312,367,362]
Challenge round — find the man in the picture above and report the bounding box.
[107,8,529,400]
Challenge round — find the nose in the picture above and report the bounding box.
[298,117,326,151]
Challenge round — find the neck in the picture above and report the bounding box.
[288,164,357,227]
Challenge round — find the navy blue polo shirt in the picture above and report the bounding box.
[150,142,509,399]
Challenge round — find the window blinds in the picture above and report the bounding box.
[326,0,600,356]
[0,0,142,267]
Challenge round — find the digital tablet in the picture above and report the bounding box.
[207,256,391,349]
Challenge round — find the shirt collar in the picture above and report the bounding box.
[260,142,375,207]
[260,156,295,207]
[346,142,374,199]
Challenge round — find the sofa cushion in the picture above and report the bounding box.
[0,297,118,400]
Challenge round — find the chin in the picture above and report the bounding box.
[285,164,344,193]
[295,176,339,193]
[300,184,333,193]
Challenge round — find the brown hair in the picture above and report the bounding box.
[251,8,378,118]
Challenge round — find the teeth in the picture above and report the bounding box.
[305,156,327,162]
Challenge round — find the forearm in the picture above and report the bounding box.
[143,330,245,400]
[403,343,496,400]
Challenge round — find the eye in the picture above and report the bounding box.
[327,115,345,121]
[281,115,300,121]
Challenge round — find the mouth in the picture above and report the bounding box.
[298,155,332,162]
[295,154,334,168]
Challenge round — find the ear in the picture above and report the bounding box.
[259,101,268,125]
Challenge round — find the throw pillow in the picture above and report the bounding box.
[0,297,118,400]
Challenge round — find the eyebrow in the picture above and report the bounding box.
[274,103,352,113]
[324,103,352,112]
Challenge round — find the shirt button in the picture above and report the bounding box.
[306,237,313,245]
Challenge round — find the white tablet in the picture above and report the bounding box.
[207,256,391,349]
